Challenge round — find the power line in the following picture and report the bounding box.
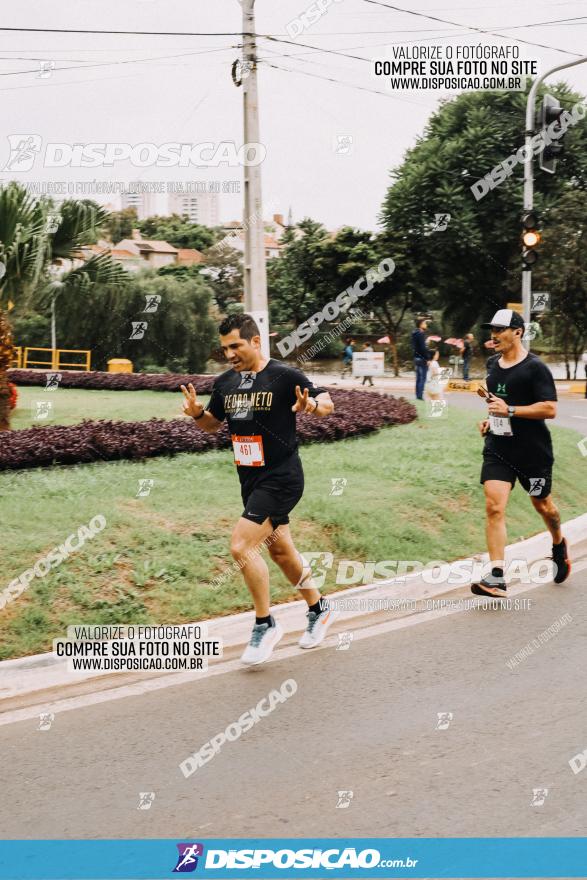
[258,12,586,70]
[0,26,248,36]
[261,34,371,64]
[266,15,587,37]
[261,59,433,107]
[0,71,152,93]
[0,53,232,92]
[0,46,241,52]
[505,14,587,29]
[0,56,96,63]
[0,46,237,78]
[0,14,582,41]
[257,31,481,63]
[361,0,583,58]
[258,24,587,66]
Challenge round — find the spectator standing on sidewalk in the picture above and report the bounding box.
[425,347,443,401]
[361,342,374,386]
[461,333,474,381]
[341,338,355,378]
[411,317,431,400]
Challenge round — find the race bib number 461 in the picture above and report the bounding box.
[231,434,265,466]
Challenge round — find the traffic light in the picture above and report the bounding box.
[522,212,540,269]
[538,94,565,174]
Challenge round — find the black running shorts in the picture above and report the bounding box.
[480,452,552,499]
[240,455,304,528]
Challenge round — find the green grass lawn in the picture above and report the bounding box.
[1,400,586,660]
[11,386,195,429]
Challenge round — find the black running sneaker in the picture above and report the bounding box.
[471,574,507,598]
[552,538,571,584]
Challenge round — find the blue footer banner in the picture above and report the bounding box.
[1,838,587,879]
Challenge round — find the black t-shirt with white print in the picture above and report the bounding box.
[207,359,326,484]
[484,352,557,469]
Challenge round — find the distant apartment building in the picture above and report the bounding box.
[168,191,219,227]
[121,187,156,220]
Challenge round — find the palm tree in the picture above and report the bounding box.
[0,183,47,429]
[41,199,129,352]
[0,184,127,430]
[0,309,15,431]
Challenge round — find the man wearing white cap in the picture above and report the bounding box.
[471,308,571,598]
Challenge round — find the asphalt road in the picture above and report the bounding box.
[448,391,587,434]
[1,546,586,841]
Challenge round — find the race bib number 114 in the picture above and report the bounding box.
[489,415,513,436]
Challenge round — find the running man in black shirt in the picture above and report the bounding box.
[181,313,339,664]
[471,309,571,597]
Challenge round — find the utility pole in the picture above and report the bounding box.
[241,0,270,357]
[522,56,587,346]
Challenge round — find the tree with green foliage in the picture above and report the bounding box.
[101,208,138,242]
[137,214,220,251]
[200,242,243,314]
[0,185,125,428]
[380,84,587,332]
[157,263,203,280]
[10,311,51,347]
[534,188,587,378]
[313,226,426,374]
[268,220,420,373]
[55,270,216,372]
[267,219,332,327]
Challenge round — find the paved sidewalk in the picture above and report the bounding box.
[308,370,587,399]
[2,513,585,714]
[2,541,587,838]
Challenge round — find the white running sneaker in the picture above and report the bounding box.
[298,603,340,649]
[241,619,284,666]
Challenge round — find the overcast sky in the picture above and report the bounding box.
[0,0,585,231]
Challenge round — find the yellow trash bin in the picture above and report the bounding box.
[107,358,133,373]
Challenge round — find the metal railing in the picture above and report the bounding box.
[22,348,91,371]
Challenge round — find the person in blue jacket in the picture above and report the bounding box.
[340,338,355,378]
[411,317,432,400]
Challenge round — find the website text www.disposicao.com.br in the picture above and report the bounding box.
[201,847,418,870]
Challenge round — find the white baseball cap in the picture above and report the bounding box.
[481,308,525,330]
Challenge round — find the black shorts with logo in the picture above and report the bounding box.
[240,454,305,528]
[480,451,552,499]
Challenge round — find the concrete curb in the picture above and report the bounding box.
[1,512,586,709]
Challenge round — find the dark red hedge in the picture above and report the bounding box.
[0,390,416,471]
[8,369,215,394]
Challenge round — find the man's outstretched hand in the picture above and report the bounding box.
[181,382,204,419]
[292,385,318,414]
